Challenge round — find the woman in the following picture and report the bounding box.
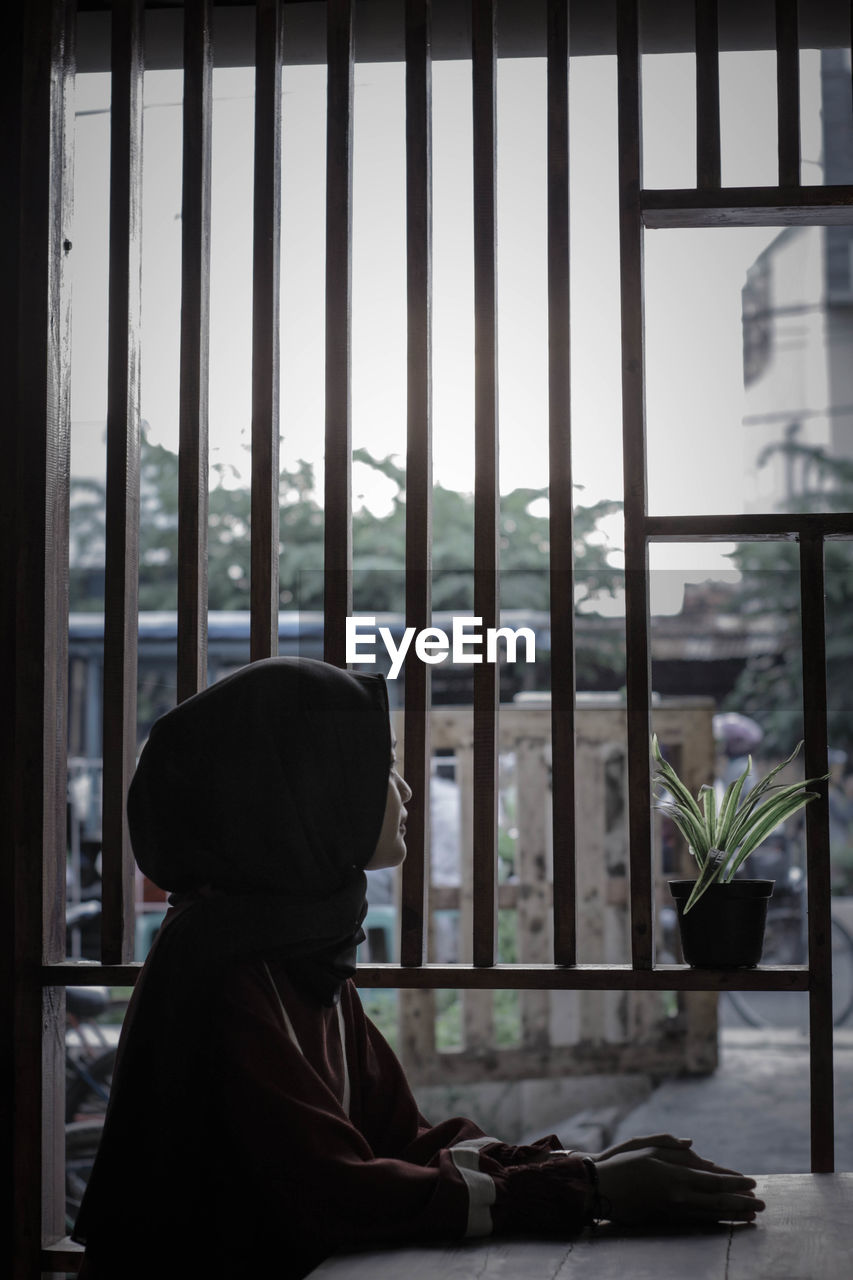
[73,658,762,1278]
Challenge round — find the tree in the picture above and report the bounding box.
[725,442,853,757]
[69,427,624,628]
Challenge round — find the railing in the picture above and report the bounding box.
[384,698,719,1087]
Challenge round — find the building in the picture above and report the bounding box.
[743,49,853,510]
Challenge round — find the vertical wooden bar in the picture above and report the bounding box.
[324,0,354,667]
[47,33,77,1250]
[695,0,721,190]
[516,737,551,1046]
[471,0,499,969]
[616,0,654,969]
[776,0,801,187]
[400,0,433,967]
[799,533,834,1172]
[845,0,850,119]
[0,21,24,1264]
[177,0,212,701]
[546,0,576,967]
[5,0,74,1264]
[250,0,282,661]
[101,0,143,966]
[1,11,28,1270]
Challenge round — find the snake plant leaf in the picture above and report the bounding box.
[701,785,716,845]
[651,736,705,822]
[714,759,752,849]
[724,778,826,853]
[724,790,821,880]
[682,849,728,913]
[657,803,711,864]
[652,735,827,915]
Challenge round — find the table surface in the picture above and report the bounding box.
[309,1174,853,1280]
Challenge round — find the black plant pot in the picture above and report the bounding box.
[669,878,775,968]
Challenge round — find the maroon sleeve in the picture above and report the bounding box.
[211,964,484,1255]
[489,1158,594,1237]
[344,983,490,1161]
[345,990,594,1237]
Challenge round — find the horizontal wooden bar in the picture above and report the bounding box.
[355,964,810,991]
[44,963,142,985]
[41,962,810,992]
[42,1239,83,1270]
[642,184,853,227]
[645,512,853,539]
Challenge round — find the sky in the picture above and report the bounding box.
[68,49,822,608]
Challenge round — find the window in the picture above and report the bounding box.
[5,2,853,1274]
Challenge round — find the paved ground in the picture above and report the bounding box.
[609,1028,853,1174]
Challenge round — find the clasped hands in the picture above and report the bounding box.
[556,1133,765,1227]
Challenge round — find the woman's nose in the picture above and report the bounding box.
[398,773,413,803]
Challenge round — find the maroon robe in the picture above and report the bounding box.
[73,660,593,1276]
[209,957,593,1274]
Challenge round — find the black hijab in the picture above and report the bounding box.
[129,654,390,899]
[73,658,391,1269]
[127,655,391,1001]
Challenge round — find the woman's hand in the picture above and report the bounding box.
[590,1136,764,1226]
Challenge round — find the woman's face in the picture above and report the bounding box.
[366,734,412,870]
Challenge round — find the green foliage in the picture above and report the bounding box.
[652,735,824,912]
[359,990,399,1050]
[726,442,853,757]
[69,429,624,631]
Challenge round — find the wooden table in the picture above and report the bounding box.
[308,1174,852,1280]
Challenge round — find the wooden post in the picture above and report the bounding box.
[250,0,282,661]
[101,0,143,967]
[323,0,354,666]
[546,0,577,968]
[177,0,213,701]
[471,0,499,970]
[617,0,654,969]
[400,0,433,968]
[695,0,721,189]
[800,533,834,1172]
[5,0,75,1266]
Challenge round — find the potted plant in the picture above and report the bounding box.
[652,736,825,968]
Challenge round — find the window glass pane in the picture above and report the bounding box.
[641,52,696,189]
[352,58,407,544]
[645,221,853,516]
[570,54,623,512]
[433,58,475,495]
[719,49,778,187]
[64,987,132,1231]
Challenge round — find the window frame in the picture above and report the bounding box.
[4,1,851,1274]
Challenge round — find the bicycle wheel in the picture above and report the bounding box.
[726,911,853,1030]
[66,1046,115,1122]
[65,1120,104,1233]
